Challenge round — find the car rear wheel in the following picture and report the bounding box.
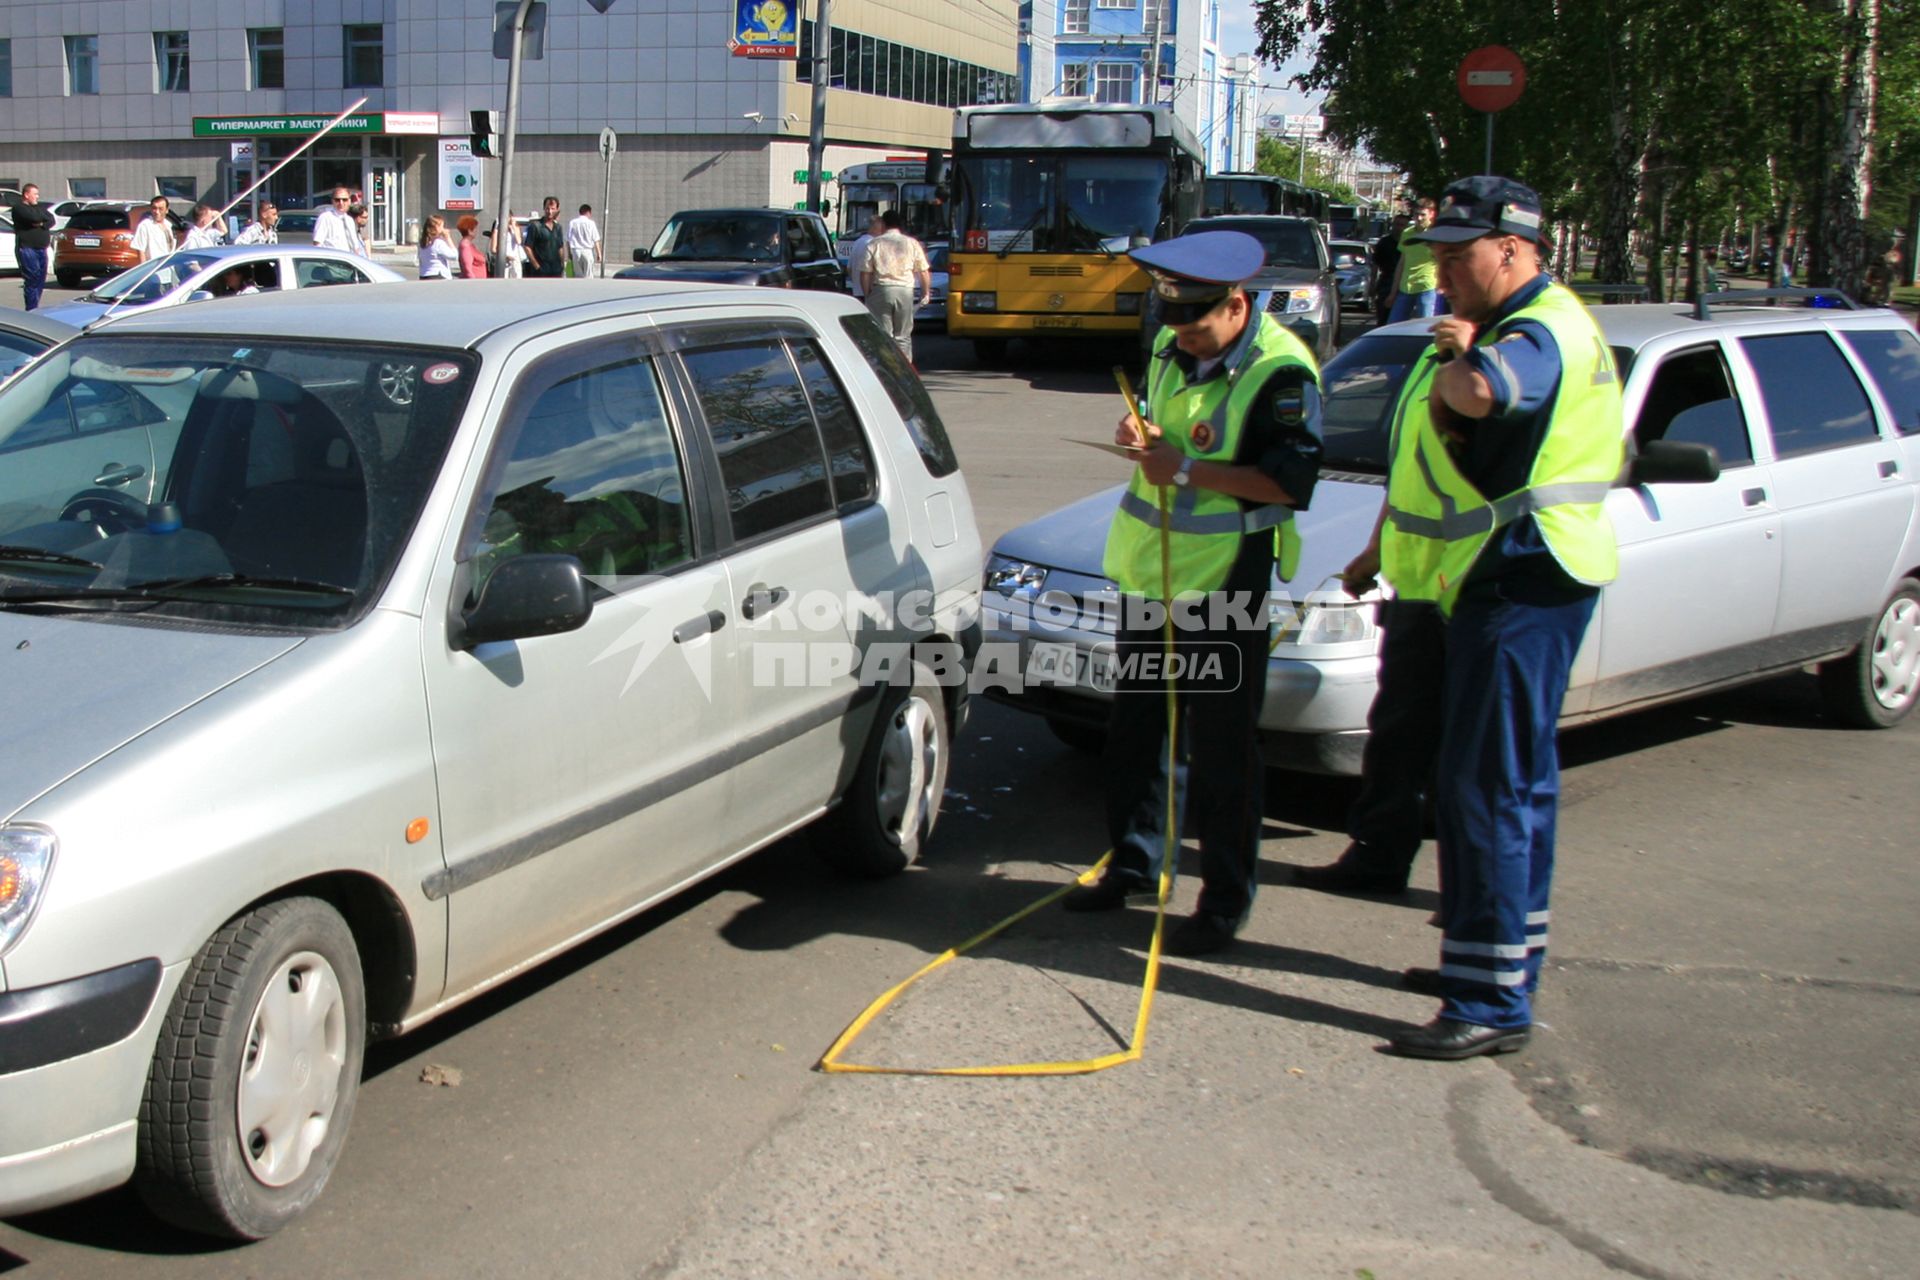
[135,897,366,1240]
[817,658,950,877]
[1819,577,1920,728]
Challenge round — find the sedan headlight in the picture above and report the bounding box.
[961,292,998,313]
[1269,580,1382,652]
[0,825,57,956]
[984,553,1047,596]
[1283,285,1325,315]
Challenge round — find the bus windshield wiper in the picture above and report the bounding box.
[1061,208,1118,259]
[995,206,1049,259]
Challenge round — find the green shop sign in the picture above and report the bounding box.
[192,112,440,137]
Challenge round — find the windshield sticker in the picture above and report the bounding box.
[423,362,461,385]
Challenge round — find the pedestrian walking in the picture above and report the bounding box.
[1372,212,1408,328]
[130,195,176,263]
[1374,176,1624,1060]
[418,214,459,280]
[524,197,567,278]
[846,213,883,299]
[10,183,55,311]
[566,204,604,278]
[860,210,932,363]
[458,215,489,279]
[313,188,358,253]
[1061,230,1323,957]
[348,204,373,258]
[1386,198,1448,323]
[233,201,280,245]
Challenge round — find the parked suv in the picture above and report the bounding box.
[0,281,981,1236]
[53,202,186,288]
[1181,214,1341,362]
[618,208,847,291]
[983,292,1920,771]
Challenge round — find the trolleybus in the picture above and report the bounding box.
[947,102,1204,361]
[1202,172,1329,227]
[834,159,945,244]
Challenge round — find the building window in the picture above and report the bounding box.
[65,35,100,96]
[1096,0,1134,9]
[1095,62,1136,104]
[69,177,106,199]
[798,21,1013,109]
[1063,0,1090,34]
[343,24,383,88]
[155,32,191,93]
[1147,0,1173,30]
[250,28,285,90]
[0,39,12,97]
[156,176,198,201]
[1060,63,1089,96]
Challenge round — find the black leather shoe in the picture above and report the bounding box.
[1290,857,1409,896]
[1061,875,1155,913]
[1386,1017,1530,1060]
[1163,911,1237,957]
[1401,967,1443,997]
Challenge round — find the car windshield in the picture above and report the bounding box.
[1318,334,1432,474]
[0,336,478,628]
[650,214,782,262]
[86,253,222,304]
[1197,219,1321,269]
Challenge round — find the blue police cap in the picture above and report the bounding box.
[1129,231,1265,319]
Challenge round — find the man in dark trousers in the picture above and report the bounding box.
[1060,230,1323,957]
[11,184,56,311]
[523,196,567,278]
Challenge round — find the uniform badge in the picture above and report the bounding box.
[1190,421,1216,451]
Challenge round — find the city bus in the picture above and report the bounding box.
[834,159,944,243]
[1203,172,1329,227]
[947,102,1205,360]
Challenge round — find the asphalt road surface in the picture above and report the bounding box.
[0,307,1915,1278]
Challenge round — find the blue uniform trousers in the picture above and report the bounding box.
[1434,587,1596,1029]
[1103,595,1270,925]
[1345,598,1445,873]
[17,247,48,312]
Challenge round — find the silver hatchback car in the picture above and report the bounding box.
[0,282,982,1236]
[984,296,1920,770]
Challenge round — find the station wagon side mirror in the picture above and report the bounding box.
[1627,439,1721,486]
[632,247,651,262]
[453,554,593,650]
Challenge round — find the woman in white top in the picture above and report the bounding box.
[418,214,459,280]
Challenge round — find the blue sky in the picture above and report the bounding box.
[1214,1,1317,120]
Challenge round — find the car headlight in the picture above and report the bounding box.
[1269,580,1382,652]
[961,292,998,313]
[1284,286,1325,315]
[0,825,57,956]
[984,553,1047,596]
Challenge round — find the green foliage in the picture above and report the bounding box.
[1255,135,1359,203]
[1254,0,1920,289]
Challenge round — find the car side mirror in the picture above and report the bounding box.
[187,290,215,302]
[1628,439,1721,486]
[454,554,593,650]
[631,247,651,262]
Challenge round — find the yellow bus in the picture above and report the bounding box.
[947,102,1204,363]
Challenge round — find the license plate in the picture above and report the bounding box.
[1028,641,1115,693]
[1032,316,1083,330]
[73,236,101,247]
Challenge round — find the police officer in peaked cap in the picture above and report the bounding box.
[1060,230,1324,957]
[1372,176,1625,1058]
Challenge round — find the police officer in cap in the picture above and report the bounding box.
[1061,230,1323,956]
[1375,176,1624,1058]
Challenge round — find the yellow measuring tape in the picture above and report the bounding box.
[818,367,1181,1077]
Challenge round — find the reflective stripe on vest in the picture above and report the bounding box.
[1378,280,1624,613]
[1102,310,1318,596]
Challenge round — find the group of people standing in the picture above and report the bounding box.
[419,195,605,281]
[1072,175,1625,1064]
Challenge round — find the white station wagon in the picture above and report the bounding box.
[0,282,982,1237]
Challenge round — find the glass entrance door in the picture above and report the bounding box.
[368,159,399,246]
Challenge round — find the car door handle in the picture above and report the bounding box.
[1741,486,1768,507]
[1878,459,1900,479]
[672,610,726,644]
[741,586,788,620]
[93,462,146,487]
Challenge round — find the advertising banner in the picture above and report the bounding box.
[730,0,798,58]
[439,138,483,211]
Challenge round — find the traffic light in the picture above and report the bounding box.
[470,109,501,159]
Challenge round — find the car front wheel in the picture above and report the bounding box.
[1819,576,1920,728]
[135,897,366,1240]
[817,658,950,876]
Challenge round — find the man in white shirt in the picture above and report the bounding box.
[182,202,227,250]
[846,213,883,299]
[860,211,933,363]
[565,204,603,279]
[130,196,177,263]
[312,187,358,253]
[233,201,280,245]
